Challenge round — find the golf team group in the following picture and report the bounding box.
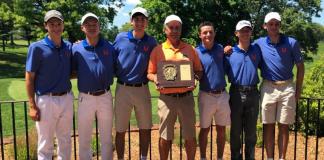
[25,6,304,160]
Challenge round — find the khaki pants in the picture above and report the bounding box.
[158,92,196,140]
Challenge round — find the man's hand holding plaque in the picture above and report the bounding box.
[157,61,195,88]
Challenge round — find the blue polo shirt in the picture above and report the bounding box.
[196,43,226,92]
[26,36,72,96]
[113,31,157,84]
[224,44,261,85]
[255,35,303,81]
[72,39,115,93]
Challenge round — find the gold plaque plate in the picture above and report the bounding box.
[157,61,194,88]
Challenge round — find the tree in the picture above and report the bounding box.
[0,1,14,51]
[119,22,132,32]
[298,63,324,136]
[13,0,124,43]
[101,25,119,42]
[141,0,322,54]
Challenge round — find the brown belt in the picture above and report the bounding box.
[164,91,192,98]
[232,85,257,92]
[45,91,69,96]
[207,88,225,94]
[117,80,147,87]
[265,79,292,85]
[83,88,110,96]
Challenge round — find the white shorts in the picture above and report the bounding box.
[198,91,231,128]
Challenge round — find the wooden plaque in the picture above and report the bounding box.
[157,61,195,88]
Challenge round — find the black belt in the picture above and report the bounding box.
[45,91,69,96]
[117,80,147,87]
[232,84,257,92]
[83,87,110,96]
[206,88,225,94]
[163,91,192,98]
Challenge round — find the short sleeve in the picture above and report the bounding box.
[25,44,41,72]
[71,45,79,72]
[147,45,160,74]
[291,40,303,64]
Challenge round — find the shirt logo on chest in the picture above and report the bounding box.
[281,47,287,54]
[64,50,70,57]
[143,45,149,52]
[250,53,256,61]
[217,52,223,58]
[103,49,109,56]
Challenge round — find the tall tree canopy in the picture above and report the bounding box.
[13,0,123,42]
[141,0,322,55]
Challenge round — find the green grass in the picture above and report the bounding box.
[0,40,323,137]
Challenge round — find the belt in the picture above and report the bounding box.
[45,91,69,96]
[163,91,192,98]
[83,87,110,96]
[206,88,225,94]
[117,80,147,87]
[232,85,257,92]
[265,79,292,85]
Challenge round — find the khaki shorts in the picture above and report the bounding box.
[198,91,231,128]
[261,80,296,124]
[158,92,196,140]
[114,84,152,132]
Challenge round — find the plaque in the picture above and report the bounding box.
[157,61,195,88]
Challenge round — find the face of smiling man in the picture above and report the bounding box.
[81,17,100,38]
[264,19,281,37]
[131,14,148,33]
[45,18,64,39]
[199,25,215,46]
[164,20,182,43]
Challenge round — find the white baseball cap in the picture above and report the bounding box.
[81,13,99,25]
[264,12,281,23]
[131,7,148,18]
[236,20,252,31]
[44,10,63,22]
[164,15,182,25]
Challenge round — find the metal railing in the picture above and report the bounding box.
[0,97,322,159]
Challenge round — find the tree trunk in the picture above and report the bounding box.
[2,38,5,51]
[10,32,14,45]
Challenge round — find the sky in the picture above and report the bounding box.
[113,0,324,28]
[112,0,141,27]
[312,1,324,25]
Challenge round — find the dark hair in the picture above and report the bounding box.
[198,21,214,33]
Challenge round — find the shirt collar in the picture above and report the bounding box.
[162,39,186,50]
[233,44,252,53]
[82,38,103,50]
[44,35,65,49]
[266,34,285,44]
[127,30,148,41]
[198,43,218,53]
